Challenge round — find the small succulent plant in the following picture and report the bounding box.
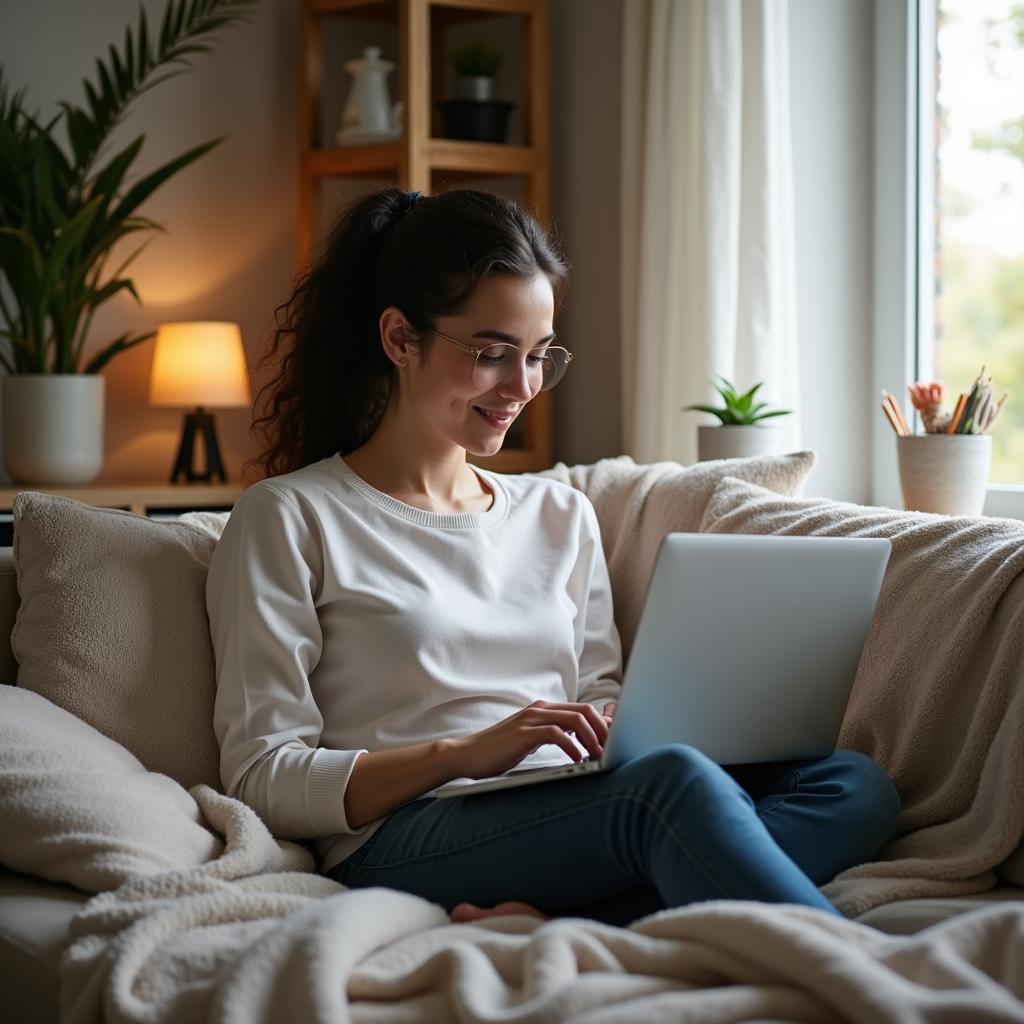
[684,377,792,426]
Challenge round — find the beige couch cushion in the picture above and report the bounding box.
[0,868,87,1024]
[855,888,1024,935]
[0,550,16,685]
[11,492,228,790]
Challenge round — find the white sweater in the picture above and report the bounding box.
[206,455,623,872]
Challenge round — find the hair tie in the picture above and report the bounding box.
[380,191,424,244]
[396,190,424,217]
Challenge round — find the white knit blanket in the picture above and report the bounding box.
[696,476,1024,916]
[60,787,1024,1024]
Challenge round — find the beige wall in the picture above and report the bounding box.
[1,0,298,483]
[549,0,624,465]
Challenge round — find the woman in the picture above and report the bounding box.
[206,186,900,926]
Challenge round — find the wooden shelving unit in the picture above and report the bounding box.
[298,0,553,473]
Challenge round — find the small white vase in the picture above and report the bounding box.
[2,374,105,484]
[697,424,782,462]
[897,434,991,516]
[337,46,402,144]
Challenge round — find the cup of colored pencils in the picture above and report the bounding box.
[882,368,1007,516]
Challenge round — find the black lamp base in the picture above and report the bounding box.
[170,407,227,484]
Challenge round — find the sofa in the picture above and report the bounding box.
[1,452,1022,1024]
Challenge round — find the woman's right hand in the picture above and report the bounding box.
[446,700,610,780]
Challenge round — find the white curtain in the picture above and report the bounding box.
[621,0,800,465]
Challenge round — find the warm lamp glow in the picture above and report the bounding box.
[149,321,250,484]
[149,321,250,408]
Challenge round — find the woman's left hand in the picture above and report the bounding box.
[602,702,617,726]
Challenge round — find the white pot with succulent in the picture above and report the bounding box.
[452,41,499,101]
[685,377,792,462]
[438,41,515,144]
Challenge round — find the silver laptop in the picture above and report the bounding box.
[435,533,891,798]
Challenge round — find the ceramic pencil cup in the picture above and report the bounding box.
[896,434,992,516]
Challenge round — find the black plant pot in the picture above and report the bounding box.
[438,100,515,144]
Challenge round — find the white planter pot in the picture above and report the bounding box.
[896,434,991,516]
[2,374,105,484]
[697,424,782,462]
[454,75,495,101]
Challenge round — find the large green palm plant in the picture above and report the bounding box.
[0,0,257,375]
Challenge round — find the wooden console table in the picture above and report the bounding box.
[0,483,244,544]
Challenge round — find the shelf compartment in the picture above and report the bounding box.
[304,140,536,179]
[305,144,403,177]
[309,0,531,21]
[428,139,536,173]
[431,0,534,16]
[309,0,398,18]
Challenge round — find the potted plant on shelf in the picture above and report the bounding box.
[438,41,515,144]
[0,0,254,485]
[684,377,792,462]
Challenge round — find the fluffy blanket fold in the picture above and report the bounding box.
[61,788,1024,1024]
[697,477,1024,917]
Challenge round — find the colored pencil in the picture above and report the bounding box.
[883,391,911,435]
[947,394,967,434]
[984,392,1009,433]
[881,399,904,436]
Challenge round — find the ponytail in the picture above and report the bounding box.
[249,187,566,480]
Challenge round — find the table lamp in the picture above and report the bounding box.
[149,321,251,483]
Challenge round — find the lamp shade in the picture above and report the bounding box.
[149,321,251,408]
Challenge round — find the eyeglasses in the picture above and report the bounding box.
[419,326,573,393]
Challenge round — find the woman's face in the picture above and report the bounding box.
[403,273,557,458]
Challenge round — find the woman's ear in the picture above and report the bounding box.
[379,307,420,369]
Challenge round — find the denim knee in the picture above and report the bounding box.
[622,743,751,810]
[826,749,901,847]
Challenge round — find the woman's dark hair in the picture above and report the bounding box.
[249,187,568,480]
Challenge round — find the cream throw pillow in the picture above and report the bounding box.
[12,493,229,790]
[0,686,222,893]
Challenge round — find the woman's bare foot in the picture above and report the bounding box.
[450,901,548,923]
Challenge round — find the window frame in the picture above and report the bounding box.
[871,0,1024,519]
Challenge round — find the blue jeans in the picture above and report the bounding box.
[329,745,901,924]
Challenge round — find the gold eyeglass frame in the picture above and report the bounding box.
[417,326,574,392]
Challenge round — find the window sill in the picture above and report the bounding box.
[983,485,1024,522]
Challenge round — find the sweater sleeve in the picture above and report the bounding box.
[206,483,368,841]
[570,497,623,713]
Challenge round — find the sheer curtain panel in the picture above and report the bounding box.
[621,0,800,464]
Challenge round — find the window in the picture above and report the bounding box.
[921,0,1024,486]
